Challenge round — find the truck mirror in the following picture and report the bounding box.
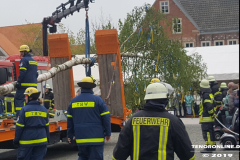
[0,68,7,85]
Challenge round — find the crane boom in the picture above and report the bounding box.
[42,0,94,56]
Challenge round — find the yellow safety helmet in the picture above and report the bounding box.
[19,45,30,52]
[150,78,160,84]
[77,76,96,89]
[24,87,40,97]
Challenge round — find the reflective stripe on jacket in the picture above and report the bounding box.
[14,101,50,147]
[67,89,111,146]
[18,54,38,88]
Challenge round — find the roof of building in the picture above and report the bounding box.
[0,23,41,56]
[0,33,19,56]
[185,45,239,81]
[172,0,239,34]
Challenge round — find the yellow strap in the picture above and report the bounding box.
[15,107,22,111]
[199,116,215,123]
[76,138,104,143]
[20,67,27,70]
[100,111,110,116]
[29,61,38,65]
[46,123,49,126]
[67,114,73,118]
[16,123,25,127]
[209,94,214,99]
[21,83,37,87]
[19,138,47,145]
[112,156,116,160]
[4,97,14,101]
[214,91,222,97]
[204,99,213,103]
[208,110,214,114]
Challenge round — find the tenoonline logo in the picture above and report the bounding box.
[192,145,240,149]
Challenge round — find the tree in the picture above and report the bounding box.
[117,4,207,111]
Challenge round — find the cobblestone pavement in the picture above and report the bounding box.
[0,121,239,160]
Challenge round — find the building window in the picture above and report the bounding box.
[172,18,182,34]
[228,39,238,45]
[214,40,224,46]
[160,1,169,14]
[201,41,211,47]
[185,42,194,48]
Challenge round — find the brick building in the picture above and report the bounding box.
[153,0,239,47]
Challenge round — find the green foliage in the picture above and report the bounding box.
[17,22,43,56]
[118,4,207,110]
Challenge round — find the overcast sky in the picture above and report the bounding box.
[0,0,156,34]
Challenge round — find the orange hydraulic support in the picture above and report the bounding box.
[48,34,75,99]
[0,119,67,142]
[95,29,131,127]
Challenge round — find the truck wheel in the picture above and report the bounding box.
[222,138,236,150]
[214,131,222,141]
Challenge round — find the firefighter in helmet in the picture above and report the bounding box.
[15,45,38,117]
[43,84,54,110]
[199,79,216,153]
[14,87,50,160]
[67,76,111,160]
[113,82,195,160]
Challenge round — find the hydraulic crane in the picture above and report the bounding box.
[42,0,95,56]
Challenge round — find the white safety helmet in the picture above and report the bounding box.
[208,76,215,82]
[160,82,174,95]
[44,84,51,89]
[144,83,169,100]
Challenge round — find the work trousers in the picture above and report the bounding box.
[17,145,47,160]
[15,88,26,117]
[201,123,216,151]
[78,145,104,160]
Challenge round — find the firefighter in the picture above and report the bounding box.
[43,84,54,110]
[199,79,216,153]
[14,87,50,160]
[67,76,111,160]
[220,82,228,98]
[113,83,195,160]
[15,45,38,118]
[4,92,15,114]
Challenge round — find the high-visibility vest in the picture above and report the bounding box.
[4,97,15,113]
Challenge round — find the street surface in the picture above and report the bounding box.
[0,118,239,160]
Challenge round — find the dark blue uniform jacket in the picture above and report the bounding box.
[18,54,38,88]
[14,101,50,147]
[67,89,111,146]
